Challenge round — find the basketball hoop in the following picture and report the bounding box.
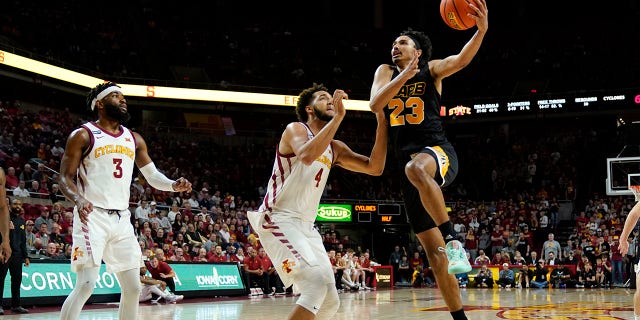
[630,185,640,201]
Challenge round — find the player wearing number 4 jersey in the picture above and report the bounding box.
[369,1,488,320]
[248,83,387,320]
[58,82,192,320]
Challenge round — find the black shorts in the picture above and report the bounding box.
[400,142,459,233]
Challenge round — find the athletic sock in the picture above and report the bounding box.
[438,221,456,242]
[451,308,468,320]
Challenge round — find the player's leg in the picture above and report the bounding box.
[635,271,640,320]
[115,268,141,320]
[404,152,452,232]
[404,173,467,320]
[60,266,100,320]
[417,228,467,319]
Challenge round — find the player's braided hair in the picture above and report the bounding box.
[85,82,119,112]
[295,83,328,122]
[400,28,432,68]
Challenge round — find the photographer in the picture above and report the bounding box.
[550,264,575,288]
[475,264,493,288]
[530,260,549,288]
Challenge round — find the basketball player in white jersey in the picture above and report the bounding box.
[58,82,192,320]
[248,83,387,320]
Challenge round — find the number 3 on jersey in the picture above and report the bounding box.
[388,97,425,126]
[113,158,123,178]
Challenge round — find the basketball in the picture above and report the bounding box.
[440,0,476,30]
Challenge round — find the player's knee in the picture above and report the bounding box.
[296,279,333,315]
[404,160,423,183]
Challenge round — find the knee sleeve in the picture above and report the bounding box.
[60,267,100,320]
[315,283,340,319]
[117,268,141,320]
[295,272,338,316]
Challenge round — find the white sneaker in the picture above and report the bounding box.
[166,294,184,303]
[150,298,160,304]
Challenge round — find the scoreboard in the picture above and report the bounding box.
[439,89,640,120]
[353,203,408,225]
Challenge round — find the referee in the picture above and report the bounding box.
[0,199,30,314]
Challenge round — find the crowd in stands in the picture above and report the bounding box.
[1,96,638,295]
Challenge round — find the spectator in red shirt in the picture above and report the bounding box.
[258,247,285,295]
[169,247,190,262]
[207,245,226,263]
[4,167,18,189]
[243,247,268,295]
[146,256,178,293]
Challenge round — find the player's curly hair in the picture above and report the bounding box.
[400,28,432,68]
[85,82,120,112]
[295,83,328,122]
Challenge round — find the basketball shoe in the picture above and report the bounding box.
[440,240,472,274]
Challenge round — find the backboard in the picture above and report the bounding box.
[606,156,640,196]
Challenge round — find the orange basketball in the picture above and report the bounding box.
[440,0,476,30]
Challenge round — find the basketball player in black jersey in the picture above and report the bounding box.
[369,0,488,319]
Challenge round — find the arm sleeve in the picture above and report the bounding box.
[139,162,175,192]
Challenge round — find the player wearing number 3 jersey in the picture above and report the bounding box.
[248,83,387,320]
[58,82,192,320]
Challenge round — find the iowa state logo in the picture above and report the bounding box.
[281,259,296,274]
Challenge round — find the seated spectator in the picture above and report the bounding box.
[456,272,469,288]
[169,247,190,262]
[550,265,575,288]
[330,250,345,291]
[258,247,285,295]
[194,247,208,262]
[412,265,424,288]
[207,245,227,263]
[576,263,596,288]
[530,260,549,288]
[5,167,19,189]
[475,264,494,288]
[139,264,183,304]
[243,247,269,295]
[146,256,178,293]
[397,255,411,285]
[546,252,561,266]
[25,221,36,253]
[496,263,515,288]
[43,242,66,260]
[474,249,491,265]
[12,180,30,197]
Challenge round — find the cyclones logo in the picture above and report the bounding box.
[72,247,84,261]
[281,259,296,274]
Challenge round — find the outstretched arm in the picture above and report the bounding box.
[430,0,488,83]
[333,111,388,176]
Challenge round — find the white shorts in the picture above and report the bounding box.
[71,207,141,273]
[247,211,334,289]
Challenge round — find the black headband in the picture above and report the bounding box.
[405,34,421,50]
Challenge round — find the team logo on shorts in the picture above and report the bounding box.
[281,259,296,274]
[72,247,84,261]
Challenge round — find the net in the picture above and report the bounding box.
[630,185,640,201]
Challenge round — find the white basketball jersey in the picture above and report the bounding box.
[259,123,333,222]
[78,122,136,210]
